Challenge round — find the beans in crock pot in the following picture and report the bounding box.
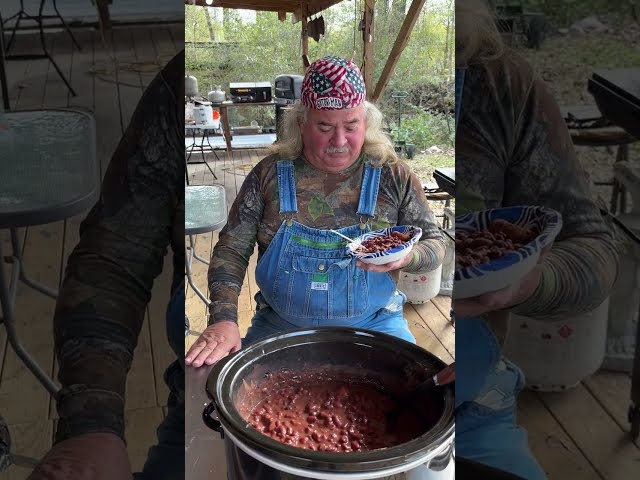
[247,381,424,452]
[455,219,537,269]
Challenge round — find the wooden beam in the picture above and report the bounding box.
[186,0,343,15]
[371,0,426,102]
[301,3,309,71]
[363,0,375,97]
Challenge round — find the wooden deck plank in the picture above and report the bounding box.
[430,295,452,319]
[3,421,54,480]
[404,304,454,363]
[409,299,455,358]
[536,384,640,480]
[518,391,602,480]
[583,371,633,432]
[124,407,165,473]
[93,29,124,178]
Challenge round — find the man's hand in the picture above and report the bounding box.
[185,321,242,367]
[356,247,414,273]
[454,263,543,318]
[28,432,131,480]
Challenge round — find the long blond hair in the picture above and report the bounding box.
[456,0,505,66]
[269,101,398,167]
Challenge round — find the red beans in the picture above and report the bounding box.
[456,219,537,268]
[246,380,426,452]
[357,231,411,254]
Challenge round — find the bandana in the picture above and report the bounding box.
[301,56,366,110]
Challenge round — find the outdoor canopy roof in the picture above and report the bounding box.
[185,0,428,101]
[185,1,345,16]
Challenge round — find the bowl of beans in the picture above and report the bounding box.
[346,225,422,265]
[202,327,454,477]
[454,206,562,299]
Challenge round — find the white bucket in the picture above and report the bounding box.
[193,105,214,125]
[503,297,610,391]
[399,264,443,304]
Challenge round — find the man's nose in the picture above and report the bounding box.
[332,128,347,146]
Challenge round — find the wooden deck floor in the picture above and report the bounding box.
[186,153,640,479]
[0,25,182,477]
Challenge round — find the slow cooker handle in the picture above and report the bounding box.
[202,401,224,436]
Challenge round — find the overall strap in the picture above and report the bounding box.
[356,162,382,227]
[276,160,298,215]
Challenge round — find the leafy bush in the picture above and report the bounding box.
[390,111,454,151]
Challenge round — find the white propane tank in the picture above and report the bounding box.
[185,75,199,97]
[503,297,610,391]
[398,263,443,304]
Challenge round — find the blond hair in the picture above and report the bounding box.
[456,0,505,66]
[269,101,398,167]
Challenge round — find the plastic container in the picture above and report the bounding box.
[203,327,455,479]
[503,297,610,391]
[398,264,444,304]
[193,103,213,125]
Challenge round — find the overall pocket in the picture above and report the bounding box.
[272,252,370,320]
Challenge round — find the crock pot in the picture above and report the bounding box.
[202,327,455,479]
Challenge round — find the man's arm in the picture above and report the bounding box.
[507,70,618,318]
[53,51,183,442]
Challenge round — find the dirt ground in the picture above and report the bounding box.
[408,26,639,220]
[517,28,640,210]
[405,151,455,226]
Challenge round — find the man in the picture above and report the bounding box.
[28,51,185,480]
[186,55,446,367]
[453,1,617,478]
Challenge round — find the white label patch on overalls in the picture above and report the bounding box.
[311,282,329,290]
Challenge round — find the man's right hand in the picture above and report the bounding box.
[185,321,242,367]
[28,432,131,480]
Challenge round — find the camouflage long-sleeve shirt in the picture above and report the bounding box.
[53,51,184,442]
[208,154,446,325]
[457,49,618,320]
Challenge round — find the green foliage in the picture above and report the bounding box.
[397,111,454,151]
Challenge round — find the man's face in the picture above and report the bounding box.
[301,104,366,173]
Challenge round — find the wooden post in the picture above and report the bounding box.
[301,2,309,71]
[363,0,375,97]
[371,0,426,102]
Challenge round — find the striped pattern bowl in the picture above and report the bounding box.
[454,206,563,299]
[346,225,422,265]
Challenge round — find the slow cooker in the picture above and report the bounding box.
[202,327,455,479]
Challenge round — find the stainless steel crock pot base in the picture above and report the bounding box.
[223,432,455,480]
[205,328,455,475]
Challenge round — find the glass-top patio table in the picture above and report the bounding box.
[0,109,99,397]
[185,184,228,306]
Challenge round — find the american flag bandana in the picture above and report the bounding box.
[301,56,366,110]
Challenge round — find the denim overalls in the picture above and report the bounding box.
[134,280,185,480]
[455,67,546,479]
[243,159,416,346]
